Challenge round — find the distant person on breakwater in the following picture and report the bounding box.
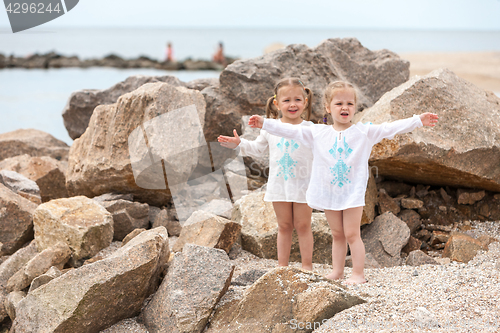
[165,42,174,62]
[213,42,226,66]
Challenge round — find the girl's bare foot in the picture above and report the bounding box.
[302,265,313,271]
[325,272,344,280]
[344,274,367,285]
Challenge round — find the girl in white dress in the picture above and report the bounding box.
[218,78,315,270]
[248,81,439,284]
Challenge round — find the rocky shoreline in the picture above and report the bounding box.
[1,38,500,332]
[0,52,237,71]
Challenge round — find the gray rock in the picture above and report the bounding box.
[11,227,169,333]
[405,250,438,266]
[0,170,40,199]
[361,212,410,267]
[0,242,38,288]
[186,78,219,91]
[231,269,268,286]
[33,196,114,266]
[0,129,69,162]
[99,317,149,333]
[358,68,500,192]
[28,266,62,293]
[98,199,149,241]
[6,243,71,292]
[0,184,37,255]
[92,192,134,203]
[63,75,185,140]
[5,290,25,321]
[142,244,234,333]
[66,83,207,207]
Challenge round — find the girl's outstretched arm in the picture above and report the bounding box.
[420,113,439,127]
[218,129,241,149]
[248,115,264,129]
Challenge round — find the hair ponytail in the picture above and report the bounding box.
[265,95,280,119]
[303,87,313,121]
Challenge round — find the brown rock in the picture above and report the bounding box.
[361,168,377,225]
[186,78,218,91]
[99,317,149,333]
[205,38,409,142]
[97,199,149,241]
[0,287,7,322]
[429,231,450,247]
[11,227,169,333]
[361,212,410,267]
[6,243,71,292]
[377,181,412,197]
[398,209,422,234]
[0,184,37,255]
[402,236,423,254]
[172,211,241,253]
[121,229,146,246]
[142,244,234,333]
[359,68,500,192]
[457,189,486,205]
[206,267,365,333]
[415,228,431,242]
[153,208,181,237]
[377,188,400,215]
[0,154,68,202]
[443,233,486,263]
[476,235,498,249]
[33,196,114,266]
[406,250,438,266]
[0,169,41,205]
[0,129,69,162]
[62,75,185,140]
[66,83,207,207]
[401,198,424,209]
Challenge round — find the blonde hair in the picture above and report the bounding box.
[321,81,358,125]
[265,78,313,121]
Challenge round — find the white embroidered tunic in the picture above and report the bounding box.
[262,115,423,210]
[238,120,314,203]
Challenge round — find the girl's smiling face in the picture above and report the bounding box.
[326,88,356,130]
[274,85,308,124]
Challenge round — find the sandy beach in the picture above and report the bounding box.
[400,51,500,93]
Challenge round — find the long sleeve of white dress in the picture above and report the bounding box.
[262,119,315,147]
[238,131,269,159]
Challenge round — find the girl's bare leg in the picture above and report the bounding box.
[292,202,313,271]
[343,206,366,284]
[324,210,347,280]
[273,202,294,267]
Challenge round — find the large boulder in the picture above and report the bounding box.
[204,38,409,142]
[66,82,207,207]
[231,189,334,264]
[0,129,69,162]
[141,244,234,333]
[11,227,169,333]
[63,75,185,140]
[357,68,500,192]
[0,154,68,202]
[361,212,410,267]
[0,184,37,255]
[207,267,365,333]
[33,196,114,266]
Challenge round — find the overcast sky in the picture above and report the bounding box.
[1,0,500,30]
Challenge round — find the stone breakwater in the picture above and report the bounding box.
[0,52,237,70]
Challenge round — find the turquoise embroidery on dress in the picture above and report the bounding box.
[276,138,298,181]
[329,137,352,187]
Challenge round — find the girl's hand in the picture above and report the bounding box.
[248,115,264,128]
[217,129,241,149]
[420,113,439,127]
